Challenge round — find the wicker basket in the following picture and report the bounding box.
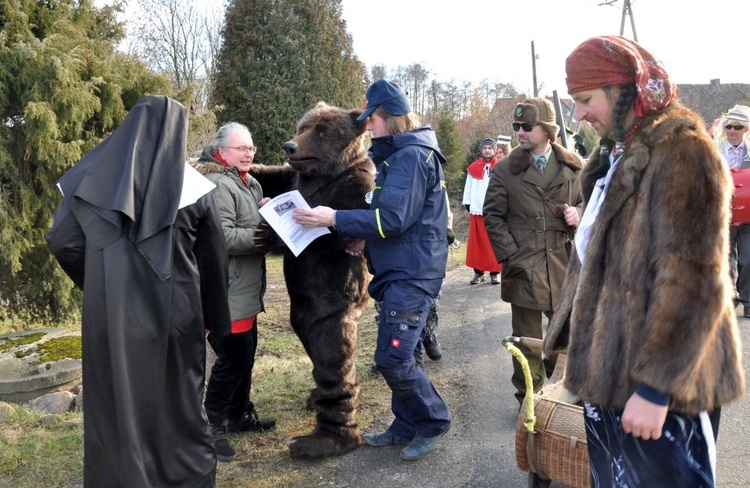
[515,382,590,488]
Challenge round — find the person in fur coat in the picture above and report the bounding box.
[544,35,745,487]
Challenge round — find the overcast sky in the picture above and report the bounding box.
[102,0,746,99]
[340,0,746,97]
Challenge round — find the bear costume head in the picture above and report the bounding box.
[284,102,370,178]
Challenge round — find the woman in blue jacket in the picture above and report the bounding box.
[294,79,452,461]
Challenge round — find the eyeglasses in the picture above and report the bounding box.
[226,145,257,153]
[725,125,747,131]
[512,122,538,132]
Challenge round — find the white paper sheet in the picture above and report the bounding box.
[258,190,330,257]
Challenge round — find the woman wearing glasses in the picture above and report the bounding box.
[716,106,750,318]
[193,122,275,462]
[716,106,750,171]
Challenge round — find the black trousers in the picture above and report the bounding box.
[204,325,257,425]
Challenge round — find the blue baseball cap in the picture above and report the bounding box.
[357,79,412,121]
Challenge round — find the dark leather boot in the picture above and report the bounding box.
[210,421,236,462]
[470,272,485,285]
[228,405,276,433]
[423,334,442,360]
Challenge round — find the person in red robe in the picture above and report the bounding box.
[462,139,503,285]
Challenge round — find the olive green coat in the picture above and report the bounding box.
[483,143,583,311]
[193,149,266,322]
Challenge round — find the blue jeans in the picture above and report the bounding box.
[374,281,451,439]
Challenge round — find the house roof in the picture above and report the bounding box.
[676,79,750,128]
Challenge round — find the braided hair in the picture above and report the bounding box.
[612,83,638,142]
[589,83,638,182]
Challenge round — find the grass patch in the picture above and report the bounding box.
[0,333,46,353]
[0,313,81,337]
[34,336,83,364]
[0,409,83,488]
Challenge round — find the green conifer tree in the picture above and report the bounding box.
[435,110,466,199]
[212,0,368,165]
[0,0,170,323]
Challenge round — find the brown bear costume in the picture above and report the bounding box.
[249,102,375,458]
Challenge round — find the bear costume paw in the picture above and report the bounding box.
[288,431,362,459]
[253,219,285,255]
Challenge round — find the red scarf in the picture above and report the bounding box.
[565,35,675,118]
[213,150,248,186]
[466,157,497,179]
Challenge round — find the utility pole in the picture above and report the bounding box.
[598,0,638,41]
[531,41,538,97]
[620,0,638,41]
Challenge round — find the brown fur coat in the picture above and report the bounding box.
[544,103,745,414]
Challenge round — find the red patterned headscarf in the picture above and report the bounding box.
[565,35,675,117]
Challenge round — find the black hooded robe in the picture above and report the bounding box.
[46,96,231,487]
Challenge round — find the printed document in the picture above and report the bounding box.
[259,190,330,257]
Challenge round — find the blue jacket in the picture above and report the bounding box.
[335,126,448,300]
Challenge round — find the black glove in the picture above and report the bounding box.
[464,204,470,213]
[446,228,455,245]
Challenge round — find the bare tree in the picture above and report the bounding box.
[341,62,526,167]
[370,65,387,81]
[128,0,224,114]
[407,63,429,115]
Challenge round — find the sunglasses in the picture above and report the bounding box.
[512,122,537,132]
[725,125,747,131]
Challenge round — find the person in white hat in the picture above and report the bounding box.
[496,135,512,159]
[716,105,750,170]
[716,105,750,318]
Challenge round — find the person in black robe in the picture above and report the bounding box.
[45,95,231,487]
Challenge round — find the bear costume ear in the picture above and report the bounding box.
[350,109,367,133]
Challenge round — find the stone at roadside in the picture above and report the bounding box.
[0,401,15,421]
[27,391,75,414]
[0,328,83,404]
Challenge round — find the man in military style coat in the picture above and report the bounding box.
[483,97,583,403]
